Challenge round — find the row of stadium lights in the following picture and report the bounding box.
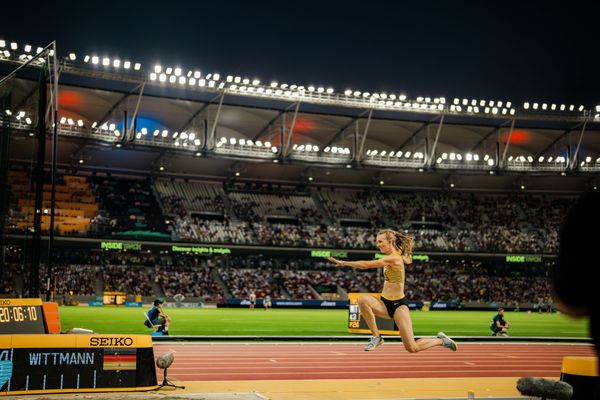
[4,109,600,167]
[2,39,599,119]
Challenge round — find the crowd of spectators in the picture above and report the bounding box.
[1,254,553,306]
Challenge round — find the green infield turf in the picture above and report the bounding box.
[57,307,590,337]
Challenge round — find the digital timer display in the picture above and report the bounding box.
[0,299,47,334]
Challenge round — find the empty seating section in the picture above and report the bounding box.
[155,180,226,215]
[317,189,371,220]
[229,192,322,223]
[8,171,97,234]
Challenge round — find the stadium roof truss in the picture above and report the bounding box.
[1,45,600,191]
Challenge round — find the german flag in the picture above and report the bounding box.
[103,348,137,371]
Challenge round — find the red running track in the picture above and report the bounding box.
[154,342,596,381]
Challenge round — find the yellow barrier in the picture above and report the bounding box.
[560,356,599,399]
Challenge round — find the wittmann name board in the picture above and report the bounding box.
[0,334,157,396]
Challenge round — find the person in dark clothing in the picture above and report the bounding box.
[490,307,510,336]
[144,299,171,335]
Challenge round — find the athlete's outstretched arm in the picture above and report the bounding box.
[328,256,392,269]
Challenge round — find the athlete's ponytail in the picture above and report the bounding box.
[378,228,414,257]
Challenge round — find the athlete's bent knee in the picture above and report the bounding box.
[403,342,419,353]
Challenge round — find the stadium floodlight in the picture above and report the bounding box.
[380,150,387,156]
[150,73,157,80]
[551,104,557,110]
[453,98,459,105]
[344,90,352,96]
[77,119,84,127]
[25,117,32,124]
[0,40,5,48]
[436,157,442,164]
[271,146,278,153]
[462,98,468,106]
[404,151,411,158]
[480,100,486,107]
[524,102,530,109]
[497,101,503,107]
[399,94,407,101]
[161,130,168,138]
[317,87,325,93]
[194,139,201,146]
[123,61,131,69]
[527,156,534,163]
[508,155,514,162]
[174,67,182,76]
[134,63,141,70]
[68,53,76,60]
[154,65,162,73]
[113,59,121,68]
[165,67,173,75]
[473,154,480,161]
[542,103,547,110]
[10,42,17,50]
[307,86,315,92]
[441,152,448,160]
[578,105,585,112]
[417,96,424,102]
[102,57,110,66]
[114,129,120,137]
[324,146,330,153]
[353,91,361,97]
[159,74,167,82]
[326,88,334,94]
[492,107,498,114]
[4,110,11,116]
[208,80,215,87]
[569,105,575,111]
[67,118,74,125]
[449,153,456,161]
[585,156,592,163]
[136,132,142,139]
[84,55,90,62]
[532,103,539,110]
[91,56,99,64]
[172,132,179,139]
[178,77,186,84]
[213,73,220,80]
[140,128,148,135]
[169,76,176,83]
[153,129,159,136]
[466,153,473,161]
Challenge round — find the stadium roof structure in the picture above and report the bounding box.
[1,41,600,192]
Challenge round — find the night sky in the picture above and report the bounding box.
[2,1,599,106]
